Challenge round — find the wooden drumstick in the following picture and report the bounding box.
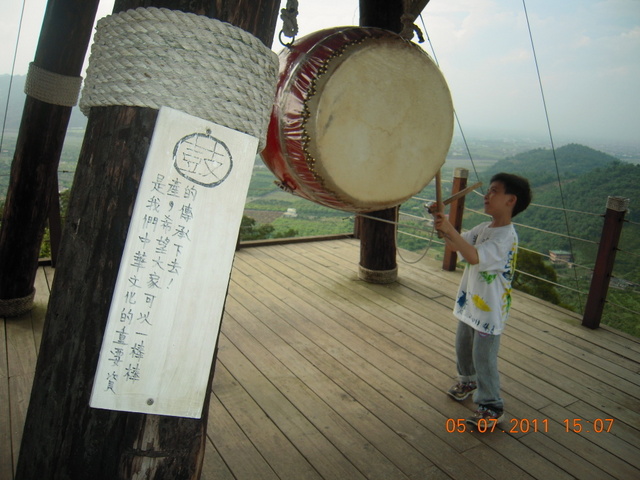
[427,181,483,213]
[442,181,483,206]
[435,170,443,213]
[434,170,444,238]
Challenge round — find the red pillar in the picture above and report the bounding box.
[442,168,468,271]
[582,196,630,329]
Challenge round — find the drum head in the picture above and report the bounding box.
[262,27,454,212]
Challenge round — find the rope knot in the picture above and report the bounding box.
[400,13,425,43]
[279,0,299,46]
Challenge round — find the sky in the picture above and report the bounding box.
[1,0,639,148]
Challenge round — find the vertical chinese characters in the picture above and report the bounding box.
[104,172,199,394]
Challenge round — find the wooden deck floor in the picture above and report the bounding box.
[2,238,639,480]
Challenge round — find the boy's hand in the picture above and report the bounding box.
[428,202,453,238]
[429,204,479,265]
[432,212,454,237]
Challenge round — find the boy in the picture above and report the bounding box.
[432,172,532,426]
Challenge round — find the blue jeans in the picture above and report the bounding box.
[455,321,504,411]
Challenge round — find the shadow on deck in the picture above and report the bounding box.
[2,238,639,479]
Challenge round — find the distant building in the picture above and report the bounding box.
[549,250,573,267]
[283,208,298,218]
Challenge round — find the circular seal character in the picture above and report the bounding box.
[173,131,233,187]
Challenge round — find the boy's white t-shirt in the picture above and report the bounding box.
[454,221,518,335]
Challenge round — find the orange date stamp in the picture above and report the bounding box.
[445,417,615,434]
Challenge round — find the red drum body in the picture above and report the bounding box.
[261,27,454,212]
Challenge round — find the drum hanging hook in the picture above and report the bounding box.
[279,0,299,48]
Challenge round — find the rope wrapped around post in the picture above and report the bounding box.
[24,62,83,107]
[80,7,279,150]
[0,288,35,318]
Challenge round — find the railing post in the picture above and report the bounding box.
[582,196,630,329]
[442,168,468,271]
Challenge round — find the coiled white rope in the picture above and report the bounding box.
[80,7,279,150]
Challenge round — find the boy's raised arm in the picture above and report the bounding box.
[432,212,479,265]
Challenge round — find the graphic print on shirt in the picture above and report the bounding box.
[479,272,497,284]
[501,244,517,316]
[457,290,467,310]
[472,294,492,312]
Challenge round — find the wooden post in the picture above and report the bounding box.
[582,196,630,329]
[356,0,403,284]
[358,208,399,283]
[442,168,468,271]
[15,1,280,478]
[48,182,63,266]
[0,0,101,315]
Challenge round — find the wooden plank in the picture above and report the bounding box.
[220,314,415,480]
[214,333,370,480]
[207,384,280,480]
[518,432,617,480]
[9,374,33,475]
[0,320,12,480]
[459,444,538,480]
[509,310,640,391]
[200,443,234,480]
[5,312,37,475]
[211,363,323,479]
[5,313,38,378]
[31,265,52,356]
[0,319,7,379]
[562,400,640,469]
[502,336,640,427]
[539,403,640,480]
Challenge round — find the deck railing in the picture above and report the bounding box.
[7,166,637,334]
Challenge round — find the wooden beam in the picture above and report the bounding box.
[0,0,101,311]
[15,1,280,478]
[407,0,431,18]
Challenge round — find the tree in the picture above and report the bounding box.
[514,249,564,307]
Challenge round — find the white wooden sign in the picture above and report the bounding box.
[90,106,258,418]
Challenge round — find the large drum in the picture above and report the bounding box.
[261,27,454,212]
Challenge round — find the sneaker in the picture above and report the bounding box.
[466,405,505,426]
[447,381,477,401]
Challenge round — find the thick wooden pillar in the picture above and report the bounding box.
[356,0,404,284]
[582,196,630,329]
[0,0,101,315]
[442,168,468,271]
[15,1,280,478]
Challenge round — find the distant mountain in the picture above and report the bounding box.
[484,143,621,187]
[473,143,637,218]
[0,74,87,129]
